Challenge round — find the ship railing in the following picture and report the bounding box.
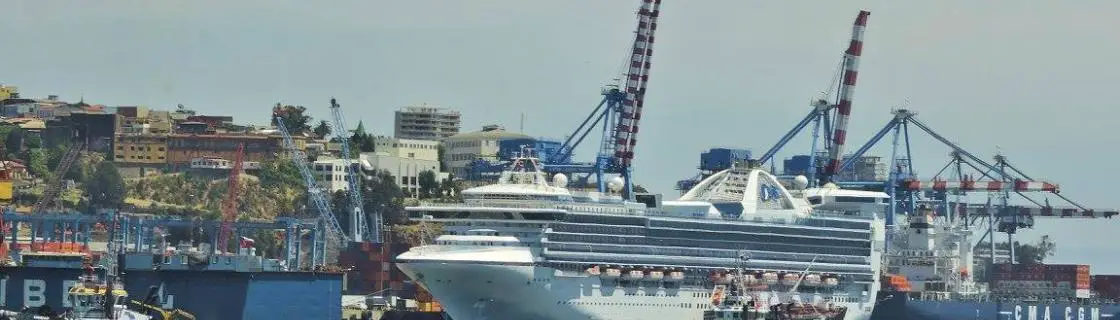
[417,200,650,216]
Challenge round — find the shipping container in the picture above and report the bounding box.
[1093,275,1120,299]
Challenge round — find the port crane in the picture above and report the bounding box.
[215,143,245,254]
[754,11,870,187]
[552,0,663,198]
[328,98,377,243]
[33,140,86,212]
[273,105,349,266]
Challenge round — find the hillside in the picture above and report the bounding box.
[125,172,303,220]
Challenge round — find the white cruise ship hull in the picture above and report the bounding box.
[398,250,874,320]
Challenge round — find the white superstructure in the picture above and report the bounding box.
[397,157,885,320]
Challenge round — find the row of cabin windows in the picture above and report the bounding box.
[116,145,166,151]
[115,154,165,160]
[647,220,868,240]
[556,301,698,309]
[544,242,869,266]
[545,233,872,256]
[643,228,870,248]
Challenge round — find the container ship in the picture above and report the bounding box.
[396,155,889,319]
[868,208,1120,320]
[0,212,343,320]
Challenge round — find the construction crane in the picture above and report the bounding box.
[273,106,349,266]
[33,141,86,212]
[215,143,245,254]
[554,0,663,198]
[755,11,870,187]
[328,98,375,243]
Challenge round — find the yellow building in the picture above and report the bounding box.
[114,134,169,164]
[0,85,18,100]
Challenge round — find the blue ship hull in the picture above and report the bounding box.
[871,292,1120,320]
[0,266,342,320]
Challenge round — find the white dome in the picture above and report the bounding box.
[608,177,625,192]
[792,175,809,190]
[552,173,569,188]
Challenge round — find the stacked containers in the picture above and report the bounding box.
[1092,275,1120,300]
[991,263,1091,298]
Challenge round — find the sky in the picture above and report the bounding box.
[3,0,1120,272]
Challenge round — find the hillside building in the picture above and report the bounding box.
[441,125,530,178]
[393,105,460,141]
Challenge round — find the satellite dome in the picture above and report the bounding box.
[792,175,809,190]
[608,177,625,192]
[552,173,569,188]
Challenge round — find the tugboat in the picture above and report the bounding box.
[704,254,849,320]
[64,257,148,320]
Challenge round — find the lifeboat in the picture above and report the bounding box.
[802,274,822,287]
[761,272,779,285]
[585,265,602,276]
[667,270,685,282]
[602,268,622,279]
[782,273,801,286]
[647,271,664,281]
[822,276,840,288]
[623,270,644,280]
[740,273,759,285]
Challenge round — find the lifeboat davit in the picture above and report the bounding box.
[668,271,685,282]
[782,273,801,286]
[602,268,622,279]
[823,276,840,288]
[648,271,664,281]
[802,274,822,287]
[761,272,780,285]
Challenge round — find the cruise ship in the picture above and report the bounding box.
[396,155,888,320]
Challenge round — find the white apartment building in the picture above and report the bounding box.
[312,154,448,197]
[440,125,530,178]
[394,105,461,141]
[312,158,353,193]
[372,136,439,162]
[361,152,448,197]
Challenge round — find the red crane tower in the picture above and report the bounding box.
[217,143,245,254]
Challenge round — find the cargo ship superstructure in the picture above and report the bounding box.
[870,206,1120,320]
[396,155,886,320]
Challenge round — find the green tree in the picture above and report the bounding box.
[417,171,439,199]
[362,169,406,225]
[27,149,49,178]
[312,120,332,139]
[86,161,126,209]
[258,157,303,189]
[5,129,23,154]
[346,121,376,153]
[271,103,313,135]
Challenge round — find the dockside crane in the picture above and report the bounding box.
[328,98,377,244]
[754,11,870,187]
[553,0,664,199]
[273,106,349,266]
[215,143,245,254]
[839,108,1117,266]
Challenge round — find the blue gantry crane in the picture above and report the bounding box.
[329,98,377,244]
[273,105,349,266]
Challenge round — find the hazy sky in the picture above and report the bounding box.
[4,1,1120,272]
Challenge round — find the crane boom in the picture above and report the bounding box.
[216,143,245,253]
[612,0,663,168]
[273,108,349,243]
[329,98,375,243]
[823,10,870,183]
